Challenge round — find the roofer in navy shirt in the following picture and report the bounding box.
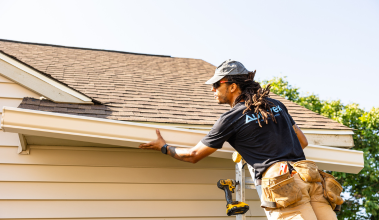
[139,60,342,220]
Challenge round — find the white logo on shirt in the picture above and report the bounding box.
[245,105,282,124]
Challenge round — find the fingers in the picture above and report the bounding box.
[139,129,165,151]
[139,142,153,149]
[156,129,163,139]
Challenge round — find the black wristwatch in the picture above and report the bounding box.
[161,144,168,154]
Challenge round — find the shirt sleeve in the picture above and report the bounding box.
[280,102,296,125]
[201,116,236,149]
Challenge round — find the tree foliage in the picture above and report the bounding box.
[262,77,379,219]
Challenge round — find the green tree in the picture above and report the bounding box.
[262,77,379,220]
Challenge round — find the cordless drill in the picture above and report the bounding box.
[217,179,250,216]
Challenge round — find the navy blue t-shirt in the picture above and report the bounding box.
[201,98,306,179]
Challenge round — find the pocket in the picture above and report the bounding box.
[325,176,344,205]
[319,170,344,210]
[269,176,302,208]
[261,172,291,208]
[291,160,322,182]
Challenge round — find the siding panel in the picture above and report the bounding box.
[0,75,13,83]
[0,146,264,219]
[0,83,40,98]
[0,164,235,184]
[0,98,23,112]
[0,133,19,146]
[0,182,260,200]
[1,218,267,220]
[0,200,265,218]
[0,146,235,169]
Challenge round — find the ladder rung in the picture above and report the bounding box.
[245,177,256,189]
[245,177,255,185]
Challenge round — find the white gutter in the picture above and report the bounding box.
[1,107,364,174]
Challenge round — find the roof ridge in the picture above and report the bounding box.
[0,38,171,58]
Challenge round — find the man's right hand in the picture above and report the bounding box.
[138,129,166,151]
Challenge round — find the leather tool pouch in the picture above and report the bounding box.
[261,172,302,209]
[319,170,344,211]
[291,160,322,183]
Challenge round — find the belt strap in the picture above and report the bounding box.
[261,200,277,208]
[255,179,262,186]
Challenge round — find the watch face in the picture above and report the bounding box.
[161,145,167,154]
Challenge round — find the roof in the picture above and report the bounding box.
[0,39,350,130]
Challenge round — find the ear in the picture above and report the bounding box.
[230,83,238,93]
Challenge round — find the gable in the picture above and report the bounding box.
[0,74,40,126]
[0,51,92,104]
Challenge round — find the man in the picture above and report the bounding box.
[139,60,338,220]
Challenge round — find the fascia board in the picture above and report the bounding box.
[301,129,354,135]
[0,52,92,104]
[304,144,364,174]
[1,107,364,174]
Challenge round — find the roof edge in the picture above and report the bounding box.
[0,38,171,58]
[1,106,363,173]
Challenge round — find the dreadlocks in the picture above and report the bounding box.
[225,71,277,127]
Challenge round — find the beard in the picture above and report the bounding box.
[217,91,230,104]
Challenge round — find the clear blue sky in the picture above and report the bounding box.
[1,0,378,110]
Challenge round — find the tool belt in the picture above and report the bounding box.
[259,160,343,211]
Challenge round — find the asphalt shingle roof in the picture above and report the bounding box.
[0,39,350,130]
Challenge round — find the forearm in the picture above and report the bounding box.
[167,146,198,163]
[293,124,308,149]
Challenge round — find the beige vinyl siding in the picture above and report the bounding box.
[0,146,265,219]
[0,76,39,132]
[0,72,265,219]
[0,218,269,220]
[0,132,19,147]
[0,98,25,112]
[0,83,40,99]
[0,74,13,83]
[0,76,40,152]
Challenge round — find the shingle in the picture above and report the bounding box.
[2,39,350,129]
[19,104,39,110]
[40,100,57,107]
[67,108,86,114]
[84,109,106,114]
[24,98,41,105]
[39,106,54,112]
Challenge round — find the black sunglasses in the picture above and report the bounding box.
[212,80,235,89]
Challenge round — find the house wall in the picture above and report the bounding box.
[0,74,40,148]
[0,73,267,219]
[0,145,266,219]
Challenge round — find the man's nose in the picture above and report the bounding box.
[211,87,216,92]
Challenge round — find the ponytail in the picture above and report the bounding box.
[226,71,276,127]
